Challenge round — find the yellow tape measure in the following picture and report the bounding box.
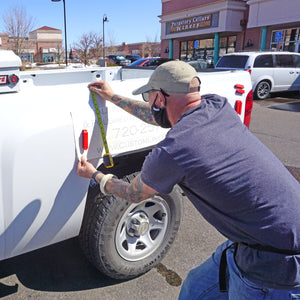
[91,91,114,168]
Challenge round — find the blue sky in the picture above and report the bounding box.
[0,0,162,46]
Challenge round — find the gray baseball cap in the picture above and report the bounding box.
[132,60,200,95]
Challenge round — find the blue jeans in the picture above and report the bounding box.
[178,240,300,300]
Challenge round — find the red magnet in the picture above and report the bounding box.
[82,129,88,150]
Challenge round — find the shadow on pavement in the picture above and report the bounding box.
[269,102,300,112]
[0,237,124,297]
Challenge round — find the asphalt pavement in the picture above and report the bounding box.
[0,92,299,300]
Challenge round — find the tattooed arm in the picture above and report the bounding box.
[88,80,157,125]
[77,156,158,203]
[104,173,158,203]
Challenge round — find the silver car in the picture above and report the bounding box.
[215,51,300,99]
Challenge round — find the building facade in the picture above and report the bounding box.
[29,26,62,63]
[0,26,62,63]
[159,0,300,65]
[107,41,161,58]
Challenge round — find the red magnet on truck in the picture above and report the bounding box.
[82,129,88,150]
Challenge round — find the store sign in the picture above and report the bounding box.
[275,31,282,42]
[170,14,211,33]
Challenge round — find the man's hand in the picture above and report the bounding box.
[88,81,114,101]
[77,156,101,179]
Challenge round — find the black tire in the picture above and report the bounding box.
[79,172,183,279]
[254,80,271,100]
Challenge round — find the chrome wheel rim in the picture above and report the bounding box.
[115,196,169,261]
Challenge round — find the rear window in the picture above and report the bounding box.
[216,55,249,68]
[253,55,273,68]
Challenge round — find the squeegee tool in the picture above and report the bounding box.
[91,90,114,168]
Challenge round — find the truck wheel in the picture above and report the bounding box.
[254,80,271,100]
[79,172,183,279]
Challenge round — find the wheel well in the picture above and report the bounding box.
[97,147,153,178]
[255,79,272,91]
[81,147,153,241]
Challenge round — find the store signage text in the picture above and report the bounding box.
[170,15,211,33]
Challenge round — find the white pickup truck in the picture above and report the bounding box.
[0,50,253,279]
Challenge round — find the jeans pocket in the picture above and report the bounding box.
[226,248,266,300]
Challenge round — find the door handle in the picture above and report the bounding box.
[289,71,295,74]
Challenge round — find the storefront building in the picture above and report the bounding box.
[29,26,63,63]
[159,0,300,66]
[0,26,62,63]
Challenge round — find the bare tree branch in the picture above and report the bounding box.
[2,5,35,55]
[73,32,95,65]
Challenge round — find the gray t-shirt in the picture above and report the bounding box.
[141,94,300,289]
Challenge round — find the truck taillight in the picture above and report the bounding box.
[244,89,253,128]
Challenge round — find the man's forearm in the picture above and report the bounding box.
[111,94,157,125]
[94,173,157,203]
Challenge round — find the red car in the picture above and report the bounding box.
[128,57,172,68]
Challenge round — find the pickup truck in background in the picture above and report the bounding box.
[0,50,253,280]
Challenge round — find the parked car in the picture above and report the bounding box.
[215,51,300,99]
[187,60,214,71]
[128,57,172,68]
[107,55,131,66]
[125,55,142,62]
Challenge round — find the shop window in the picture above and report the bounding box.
[228,36,236,47]
[180,41,188,60]
[271,28,300,52]
[219,48,227,57]
[272,31,283,43]
[200,39,213,48]
[219,36,236,56]
[284,42,295,52]
[285,29,297,42]
[220,37,227,48]
[270,43,278,51]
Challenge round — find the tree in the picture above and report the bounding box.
[2,5,35,56]
[73,32,103,65]
[91,33,102,58]
[69,48,74,60]
[73,32,95,65]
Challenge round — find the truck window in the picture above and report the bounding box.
[216,55,249,68]
[275,55,294,67]
[253,55,273,68]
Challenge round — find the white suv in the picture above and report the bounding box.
[215,51,300,99]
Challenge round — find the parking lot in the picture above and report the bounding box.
[0,92,299,300]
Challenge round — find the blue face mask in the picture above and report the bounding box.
[151,94,172,128]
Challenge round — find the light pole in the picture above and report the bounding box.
[103,14,109,59]
[52,0,68,66]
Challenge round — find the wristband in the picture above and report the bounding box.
[91,171,101,183]
[100,174,116,195]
